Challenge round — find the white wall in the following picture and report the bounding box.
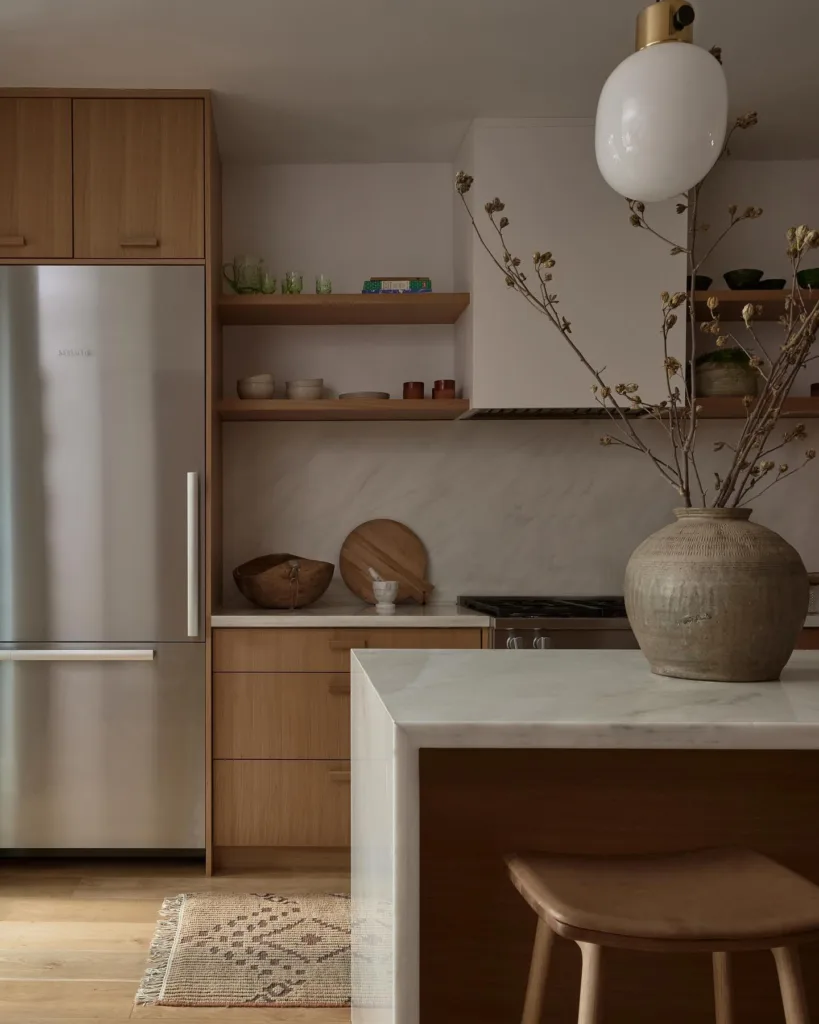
[222,162,456,398]
[697,159,819,395]
[220,155,819,608]
[222,418,819,606]
[698,160,819,278]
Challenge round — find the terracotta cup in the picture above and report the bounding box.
[433,378,456,399]
[403,382,425,399]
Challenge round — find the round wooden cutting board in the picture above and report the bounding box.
[339,519,434,605]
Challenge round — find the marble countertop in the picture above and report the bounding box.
[352,648,819,749]
[211,603,490,628]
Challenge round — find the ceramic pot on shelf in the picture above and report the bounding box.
[625,508,808,682]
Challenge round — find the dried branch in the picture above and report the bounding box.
[454,101,819,510]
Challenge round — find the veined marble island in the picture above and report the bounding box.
[351,649,819,1024]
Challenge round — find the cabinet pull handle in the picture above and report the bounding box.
[0,235,26,247]
[328,681,351,695]
[328,769,351,783]
[328,640,369,651]
[120,235,159,248]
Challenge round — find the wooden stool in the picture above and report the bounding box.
[508,848,819,1024]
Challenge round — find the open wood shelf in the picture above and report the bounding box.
[694,289,819,323]
[697,396,819,419]
[218,398,470,421]
[218,292,470,326]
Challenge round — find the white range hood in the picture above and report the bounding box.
[454,119,686,416]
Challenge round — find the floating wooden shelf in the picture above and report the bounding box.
[218,398,470,421]
[218,292,471,327]
[697,396,819,419]
[694,289,819,323]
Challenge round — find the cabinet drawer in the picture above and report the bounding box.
[213,760,350,847]
[213,673,350,759]
[213,627,481,672]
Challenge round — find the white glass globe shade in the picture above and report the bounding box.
[595,42,728,203]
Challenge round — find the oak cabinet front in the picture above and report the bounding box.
[214,761,351,847]
[211,626,483,857]
[73,98,204,259]
[0,98,72,258]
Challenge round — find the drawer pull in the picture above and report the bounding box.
[329,769,351,783]
[328,640,369,651]
[0,235,26,247]
[121,235,160,248]
[328,681,351,695]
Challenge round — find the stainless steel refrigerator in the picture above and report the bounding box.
[0,265,205,850]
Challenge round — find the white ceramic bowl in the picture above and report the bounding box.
[286,378,324,400]
[244,373,275,383]
[237,378,276,400]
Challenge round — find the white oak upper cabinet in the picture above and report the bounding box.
[454,120,686,411]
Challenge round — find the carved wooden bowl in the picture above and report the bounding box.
[233,553,334,609]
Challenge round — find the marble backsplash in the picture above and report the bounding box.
[222,419,819,606]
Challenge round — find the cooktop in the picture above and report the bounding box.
[458,596,628,619]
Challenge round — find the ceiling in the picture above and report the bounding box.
[1,0,816,164]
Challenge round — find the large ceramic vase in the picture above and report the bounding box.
[625,508,808,682]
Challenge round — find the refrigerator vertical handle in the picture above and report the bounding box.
[187,472,199,637]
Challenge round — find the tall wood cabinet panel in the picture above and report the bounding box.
[73,98,205,259]
[0,98,72,257]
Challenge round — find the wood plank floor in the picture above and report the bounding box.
[0,859,351,1023]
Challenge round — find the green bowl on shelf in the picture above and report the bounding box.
[687,275,712,291]
[797,268,819,289]
[758,278,787,290]
[723,269,764,290]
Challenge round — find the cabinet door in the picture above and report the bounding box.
[73,98,204,259]
[0,98,72,258]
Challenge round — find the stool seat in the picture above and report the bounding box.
[508,847,819,951]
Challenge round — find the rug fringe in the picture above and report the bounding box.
[134,893,187,1005]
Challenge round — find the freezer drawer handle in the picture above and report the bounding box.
[0,649,156,662]
[187,471,199,637]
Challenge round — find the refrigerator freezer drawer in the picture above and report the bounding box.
[0,643,204,849]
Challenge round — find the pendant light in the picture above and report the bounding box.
[595,0,728,203]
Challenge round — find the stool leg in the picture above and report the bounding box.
[712,952,734,1024]
[521,917,555,1024]
[576,942,603,1024]
[772,946,809,1024]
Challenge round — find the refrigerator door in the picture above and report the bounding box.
[0,643,204,849]
[0,266,204,643]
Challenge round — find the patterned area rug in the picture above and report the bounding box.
[135,892,351,1007]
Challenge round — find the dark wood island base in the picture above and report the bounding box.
[419,749,819,1024]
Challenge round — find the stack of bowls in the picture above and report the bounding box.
[237,374,275,399]
[286,378,324,400]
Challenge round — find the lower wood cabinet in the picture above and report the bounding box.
[214,760,350,847]
[213,673,350,759]
[210,626,483,865]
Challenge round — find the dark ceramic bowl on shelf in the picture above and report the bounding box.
[797,268,819,289]
[758,279,787,290]
[687,275,713,291]
[723,269,764,290]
